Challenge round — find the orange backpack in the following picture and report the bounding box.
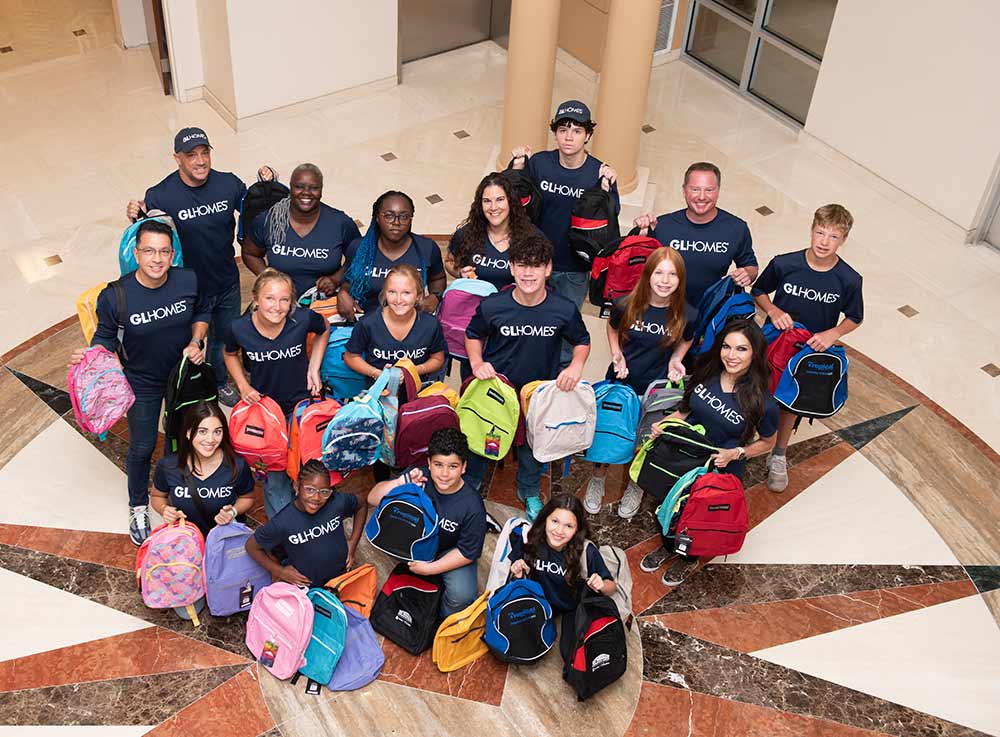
[325,563,378,617]
[287,397,344,484]
[418,381,459,408]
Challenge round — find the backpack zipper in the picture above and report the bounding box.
[462,407,510,433]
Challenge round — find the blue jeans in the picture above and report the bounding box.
[126,394,164,507]
[465,446,544,501]
[264,470,295,520]
[548,270,589,366]
[440,559,479,617]
[202,281,242,388]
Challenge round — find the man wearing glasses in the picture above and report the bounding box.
[68,220,210,545]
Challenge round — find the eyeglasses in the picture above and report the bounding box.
[136,247,174,258]
[380,211,413,224]
[302,486,333,498]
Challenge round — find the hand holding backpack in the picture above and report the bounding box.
[68,345,135,441]
[229,396,289,478]
[583,381,640,465]
[364,482,440,562]
[484,576,556,663]
[629,419,719,501]
[456,376,521,460]
[568,179,621,266]
[135,520,206,626]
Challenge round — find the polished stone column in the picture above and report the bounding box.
[497,0,563,169]
[591,0,660,194]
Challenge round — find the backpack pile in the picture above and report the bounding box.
[325,564,378,618]
[204,522,271,617]
[364,482,440,562]
[162,356,217,454]
[394,393,460,468]
[568,181,621,266]
[321,369,390,472]
[763,321,813,393]
[299,588,349,688]
[68,345,135,441]
[135,520,206,626]
[635,379,686,445]
[657,468,748,557]
[370,563,442,655]
[524,381,597,463]
[630,419,719,501]
[287,396,344,484]
[582,381,640,465]
[589,233,660,310]
[484,577,556,663]
[438,278,498,361]
[432,589,490,672]
[374,364,421,468]
[559,591,627,701]
[773,345,849,421]
[456,376,521,460]
[246,582,314,679]
[229,397,289,479]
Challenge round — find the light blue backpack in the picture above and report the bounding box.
[327,605,384,691]
[655,466,709,536]
[118,212,184,275]
[300,588,348,686]
[204,522,272,617]
[320,368,390,472]
[321,326,369,401]
[582,381,640,464]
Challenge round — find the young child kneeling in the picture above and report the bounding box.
[368,428,488,617]
[246,459,367,587]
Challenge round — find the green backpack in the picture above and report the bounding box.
[457,377,520,460]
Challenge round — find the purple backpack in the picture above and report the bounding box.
[68,345,134,439]
[438,278,497,359]
[204,522,272,617]
[327,605,384,691]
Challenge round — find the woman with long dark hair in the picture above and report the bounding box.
[150,401,255,537]
[337,191,446,320]
[639,318,777,586]
[587,247,696,517]
[446,172,535,289]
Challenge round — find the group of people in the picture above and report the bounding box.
[71,96,862,602]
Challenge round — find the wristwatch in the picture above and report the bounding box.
[736,447,747,460]
[190,338,205,350]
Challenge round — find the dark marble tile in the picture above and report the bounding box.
[0,664,248,725]
[257,730,283,737]
[835,406,917,451]
[0,544,252,657]
[742,429,844,488]
[639,621,988,737]
[7,367,72,415]
[642,564,969,615]
[588,491,662,550]
[964,565,1000,594]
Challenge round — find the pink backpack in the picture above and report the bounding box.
[394,395,460,467]
[438,278,497,359]
[229,397,289,477]
[135,520,206,625]
[68,345,135,439]
[245,582,314,679]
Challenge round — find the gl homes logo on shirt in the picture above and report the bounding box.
[783,283,840,303]
[177,200,230,221]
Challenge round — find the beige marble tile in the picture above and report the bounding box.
[6,324,86,391]
[0,367,60,471]
[982,590,1000,629]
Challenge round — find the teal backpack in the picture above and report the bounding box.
[118,211,184,275]
[300,588,348,687]
[655,466,709,539]
[321,326,368,401]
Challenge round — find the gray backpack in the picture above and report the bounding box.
[636,379,686,446]
[579,541,634,630]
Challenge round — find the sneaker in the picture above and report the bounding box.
[217,384,240,408]
[485,512,503,534]
[662,556,700,586]
[640,546,669,573]
[583,477,605,514]
[525,496,544,522]
[129,505,150,546]
[767,453,788,492]
[617,481,643,519]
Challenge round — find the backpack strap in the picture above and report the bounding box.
[111,278,129,364]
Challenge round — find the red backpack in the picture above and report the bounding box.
[764,324,812,393]
[673,472,748,557]
[287,396,344,485]
[588,234,660,308]
[229,397,289,478]
[394,395,461,468]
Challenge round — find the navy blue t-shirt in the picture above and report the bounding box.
[687,375,779,479]
[507,537,612,613]
[447,226,514,289]
[92,269,210,398]
[224,309,327,414]
[254,492,360,587]
[466,289,590,390]
[751,250,864,333]
[144,170,247,297]
[152,454,255,537]
[247,203,360,298]
[607,299,697,396]
[652,208,757,306]
[415,470,487,561]
[343,234,445,315]
[526,150,621,273]
[345,310,445,369]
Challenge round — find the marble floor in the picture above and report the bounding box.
[0,30,998,737]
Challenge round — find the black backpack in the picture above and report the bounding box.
[370,563,441,654]
[237,169,290,244]
[162,357,218,454]
[567,181,620,266]
[633,421,719,501]
[502,164,543,224]
[560,591,627,701]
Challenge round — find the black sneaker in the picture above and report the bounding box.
[640,546,669,573]
[485,512,503,534]
[661,556,699,586]
[217,384,240,407]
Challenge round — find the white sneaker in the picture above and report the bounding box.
[617,482,643,519]
[584,477,605,514]
[129,505,150,546]
[767,453,788,492]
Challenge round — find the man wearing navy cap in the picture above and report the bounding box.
[511,100,620,363]
[126,127,249,405]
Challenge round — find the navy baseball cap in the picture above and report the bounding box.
[553,100,592,124]
[174,127,212,153]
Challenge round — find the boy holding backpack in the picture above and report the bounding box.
[751,204,863,492]
[464,233,592,521]
[368,428,487,617]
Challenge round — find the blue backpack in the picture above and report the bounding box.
[327,605,384,691]
[118,213,184,275]
[690,276,738,346]
[204,522,272,617]
[320,368,390,472]
[484,578,556,663]
[300,588,348,686]
[582,381,640,465]
[321,326,369,401]
[365,482,440,562]
[694,292,757,355]
[773,345,849,419]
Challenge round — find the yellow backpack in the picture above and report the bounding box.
[519,379,546,417]
[431,589,490,672]
[418,381,459,408]
[76,282,107,344]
